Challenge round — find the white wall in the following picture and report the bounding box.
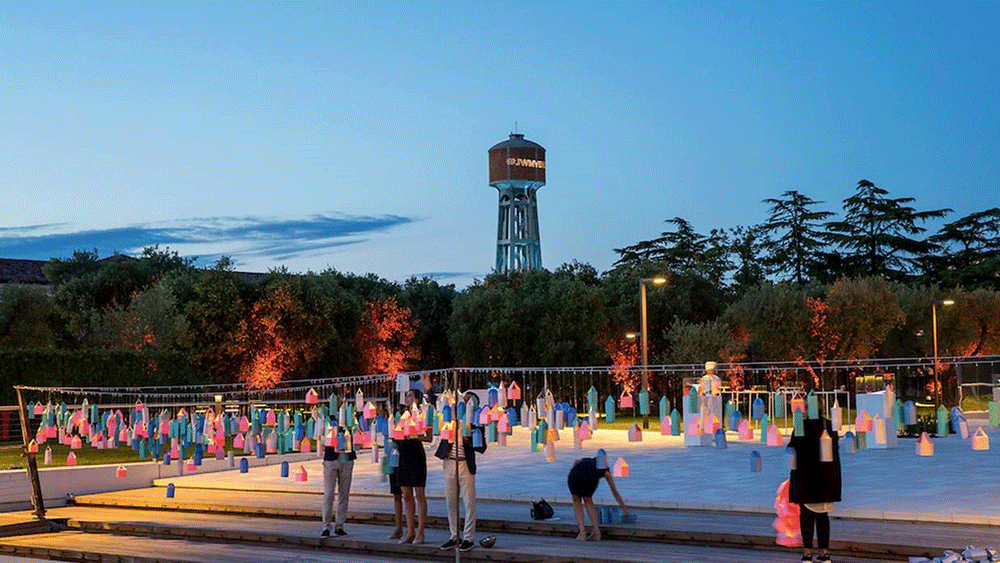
[0,452,316,512]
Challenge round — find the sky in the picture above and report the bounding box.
[1,1,998,287]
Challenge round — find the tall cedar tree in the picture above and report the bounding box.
[759,191,834,283]
[614,218,732,283]
[925,208,1000,289]
[824,180,950,280]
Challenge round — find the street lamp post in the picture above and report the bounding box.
[932,298,955,411]
[639,276,667,429]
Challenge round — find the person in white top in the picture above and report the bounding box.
[699,361,722,396]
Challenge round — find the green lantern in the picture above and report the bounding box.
[638,388,650,416]
[605,395,616,424]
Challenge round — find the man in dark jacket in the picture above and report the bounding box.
[321,402,357,538]
[434,392,488,552]
[787,416,841,563]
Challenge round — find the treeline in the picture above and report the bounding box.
[0,180,997,398]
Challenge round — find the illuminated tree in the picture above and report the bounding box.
[356,297,418,375]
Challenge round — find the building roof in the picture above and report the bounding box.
[488,133,545,152]
[0,257,266,285]
[0,258,48,284]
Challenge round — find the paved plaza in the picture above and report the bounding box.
[156,424,1000,525]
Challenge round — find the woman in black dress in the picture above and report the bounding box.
[787,416,841,563]
[567,450,628,541]
[396,376,433,545]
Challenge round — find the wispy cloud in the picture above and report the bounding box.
[0,214,416,264]
[410,271,476,280]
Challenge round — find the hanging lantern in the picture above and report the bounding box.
[638,388,650,416]
[830,400,843,432]
[659,396,670,422]
[820,430,833,462]
[772,391,786,418]
[751,398,765,421]
[793,411,805,437]
[508,381,521,401]
[807,392,819,420]
[305,388,319,405]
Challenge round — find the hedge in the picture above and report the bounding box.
[0,348,204,405]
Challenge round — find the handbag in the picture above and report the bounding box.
[530,498,554,520]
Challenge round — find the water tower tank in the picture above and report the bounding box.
[488,133,546,274]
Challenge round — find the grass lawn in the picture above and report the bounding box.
[0,437,251,471]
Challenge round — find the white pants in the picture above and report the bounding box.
[322,459,354,529]
[442,459,476,541]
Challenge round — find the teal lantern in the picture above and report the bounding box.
[759,414,770,444]
[530,428,539,452]
[989,401,999,428]
[659,397,670,422]
[687,389,699,414]
[587,386,599,412]
[793,411,805,437]
[936,405,950,436]
[604,396,616,424]
[724,401,734,430]
[773,391,786,418]
[807,391,819,420]
[670,409,681,436]
[892,400,902,429]
[638,388,650,416]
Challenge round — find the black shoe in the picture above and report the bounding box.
[459,540,474,552]
[440,538,458,550]
[334,527,347,536]
[320,529,330,538]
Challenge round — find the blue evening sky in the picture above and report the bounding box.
[2,1,997,286]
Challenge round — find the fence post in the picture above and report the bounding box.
[15,386,46,521]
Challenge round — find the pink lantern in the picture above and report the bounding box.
[33,402,44,416]
[70,436,82,450]
[305,388,319,404]
[440,424,454,441]
[478,407,490,425]
[353,430,365,446]
[325,428,336,448]
[66,452,77,466]
[687,418,702,436]
[28,439,39,453]
[134,400,144,412]
[232,432,245,449]
[660,415,671,436]
[118,427,129,443]
[508,381,521,401]
[972,427,990,451]
[577,420,592,441]
[498,413,510,433]
[300,437,311,453]
[364,402,376,420]
[916,432,934,456]
[627,423,642,442]
[738,419,753,441]
[170,445,180,460]
[159,420,170,435]
[46,425,57,439]
[613,456,629,478]
[767,424,783,446]
[35,429,46,445]
[265,410,277,426]
[238,416,250,433]
[186,459,196,472]
[116,464,127,478]
[619,389,634,409]
[790,397,806,414]
[295,465,308,482]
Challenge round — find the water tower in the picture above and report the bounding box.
[489,133,546,273]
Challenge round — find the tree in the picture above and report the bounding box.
[725,282,812,362]
[825,180,950,280]
[729,225,768,295]
[824,276,904,360]
[925,208,1000,289]
[0,285,57,349]
[181,258,248,382]
[93,281,189,351]
[760,190,835,283]
[356,297,419,375]
[399,277,457,370]
[614,218,732,282]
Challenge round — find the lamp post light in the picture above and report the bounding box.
[639,276,667,429]
[932,298,955,411]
